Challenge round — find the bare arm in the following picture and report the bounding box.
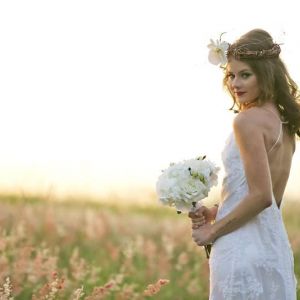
[210,112,273,241]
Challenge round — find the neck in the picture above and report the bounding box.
[241,100,258,111]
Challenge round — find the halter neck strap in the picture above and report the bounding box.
[261,107,285,154]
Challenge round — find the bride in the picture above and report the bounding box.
[189,29,299,299]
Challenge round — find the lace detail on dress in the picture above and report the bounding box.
[218,271,263,299]
[209,132,297,300]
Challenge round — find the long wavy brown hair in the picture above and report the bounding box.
[223,29,300,137]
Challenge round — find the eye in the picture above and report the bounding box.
[226,73,235,80]
[241,72,251,79]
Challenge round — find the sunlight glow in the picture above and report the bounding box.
[0,1,299,201]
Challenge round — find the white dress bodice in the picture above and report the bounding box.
[209,132,297,300]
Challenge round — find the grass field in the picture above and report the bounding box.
[0,195,299,299]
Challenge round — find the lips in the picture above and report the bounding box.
[236,92,246,97]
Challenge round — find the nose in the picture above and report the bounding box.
[231,77,242,90]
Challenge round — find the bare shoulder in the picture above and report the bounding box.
[233,107,264,134]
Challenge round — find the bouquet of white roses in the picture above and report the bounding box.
[156,155,219,213]
[156,155,219,258]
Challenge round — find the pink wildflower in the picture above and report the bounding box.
[143,279,170,296]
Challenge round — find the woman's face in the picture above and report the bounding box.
[226,59,260,106]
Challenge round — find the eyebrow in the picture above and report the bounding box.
[227,69,252,74]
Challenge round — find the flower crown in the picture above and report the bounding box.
[227,43,281,60]
[207,33,281,67]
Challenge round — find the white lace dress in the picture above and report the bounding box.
[209,131,297,300]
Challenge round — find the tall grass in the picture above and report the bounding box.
[0,195,299,299]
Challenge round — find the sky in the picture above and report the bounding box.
[0,0,299,203]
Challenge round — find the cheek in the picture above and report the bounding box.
[249,79,260,94]
[227,81,234,91]
[253,83,260,96]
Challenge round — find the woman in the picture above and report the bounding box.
[189,29,299,299]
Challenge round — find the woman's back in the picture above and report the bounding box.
[256,103,295,207]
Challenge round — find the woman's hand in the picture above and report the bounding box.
[192,223,215,246]
[188,205,218,229]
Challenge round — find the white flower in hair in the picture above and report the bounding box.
[207,33,229,67]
